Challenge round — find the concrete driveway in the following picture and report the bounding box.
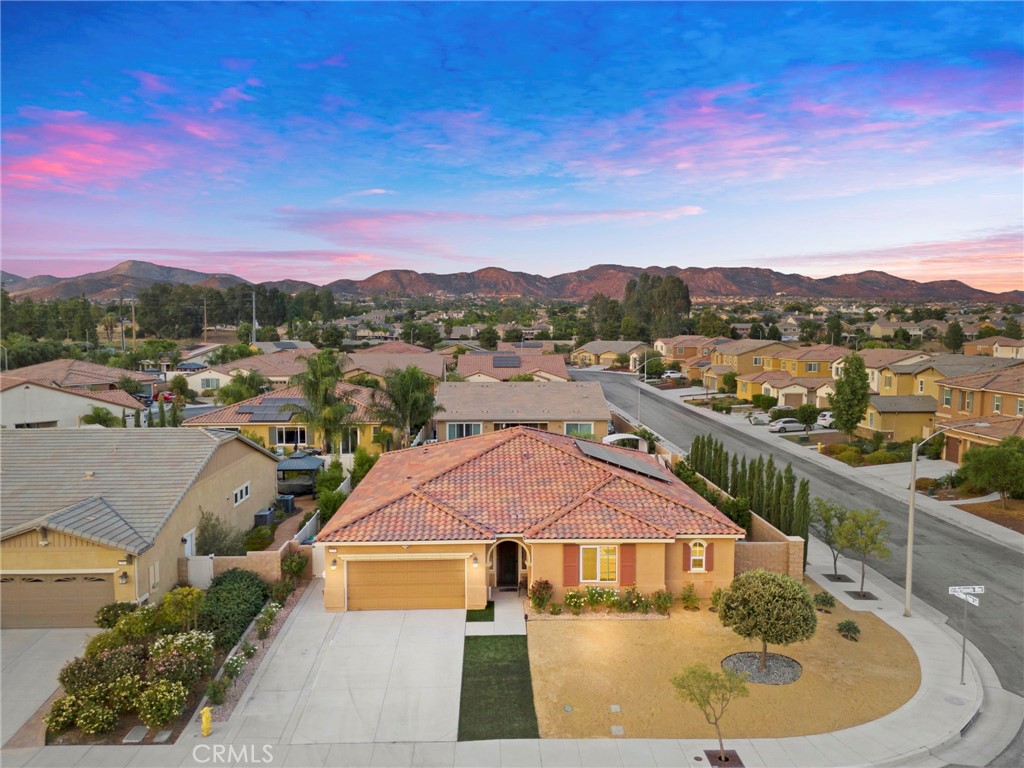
[224,582,465,745]
[1,628,96,746]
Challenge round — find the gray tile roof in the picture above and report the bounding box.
[888,354,1022,378]
[435,382,610,422]
[869,395,938,413]
[0,429,278,552]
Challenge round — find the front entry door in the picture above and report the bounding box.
[497,541,518,588]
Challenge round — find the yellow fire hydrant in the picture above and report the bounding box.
[817,442,823,453]
[201,706,212,737]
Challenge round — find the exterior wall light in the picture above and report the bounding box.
[472,555,479,568]
[330,559,338,570]
[118,571,129,585]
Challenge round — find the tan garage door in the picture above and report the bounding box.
[347,559,465,610]
[0,573,115,628]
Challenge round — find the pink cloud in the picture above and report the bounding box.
[297,52,348,70]
[126,70,176,96]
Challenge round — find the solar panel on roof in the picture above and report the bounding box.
[275,341,297,349]
[492,355,521,368]
[574,440,668,482]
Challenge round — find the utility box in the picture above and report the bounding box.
[253,509,274,528]
[277,494,295,513]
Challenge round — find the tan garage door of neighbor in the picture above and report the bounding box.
[347,559,465,610]
[0,573,115,628]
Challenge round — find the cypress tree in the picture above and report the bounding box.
[133,409,141,428]
[158,399,167,428]
[750,457,764,515]
[781,464,797,534]
[738,456,748,499]
[169,403,182,428]
[730,455,740,496]
[147,406,155,427]
[793,479,811,570]
[772,471,786,529]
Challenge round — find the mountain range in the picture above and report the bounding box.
[3,260,1021,303]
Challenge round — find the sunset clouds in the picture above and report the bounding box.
[2,2,1021,290]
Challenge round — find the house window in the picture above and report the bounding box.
[943,388,952,408]
[752,356,763,367]
[200,378,220,390]
[338,427,359,454]
[149,562,160,591]
[447,423,482,440]
[993,395,1002,414]
[565,423,593,438]
[807,363,820,373]
[958,391,966,410]
[581,545,617,582]
[275,426,307,446]
[690,541,707,572]
[884,375,892,389]
[233,482,250,506]
[868,412,875,428]
[966,391,974,411]
[918,380,924,394]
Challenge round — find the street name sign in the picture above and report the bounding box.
[953,592,979,606]
[949,586,984,595]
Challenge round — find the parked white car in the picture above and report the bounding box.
[768,417,806,433]
[817,411,835,429]
[662,370,684,379]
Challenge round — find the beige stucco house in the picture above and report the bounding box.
[0,376,143,429]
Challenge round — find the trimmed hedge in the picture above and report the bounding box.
[197,568,268,649]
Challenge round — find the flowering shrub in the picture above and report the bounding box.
[528,579,554,611]
[75,701,118,734]
[57,657,105,695]
[147,648,206,688]
[563,589,585,615]
[584,585,618,607]
[94,601,138,629]
[105,674,145,713]
[240,641,257,659]
[97,645,148,677]
[548,603,562,615]
[197,568,269,649]
[45,694,81,733]
[255,602,282,640]
[680,584,700,611]
[138,679,188,728]
[652,589,674,616]
[269,579,294,602]
[84,630,124,658]
[616,585,650,613]
[223,654,247,680]
[151,631,215,675]
[114,604,172,642]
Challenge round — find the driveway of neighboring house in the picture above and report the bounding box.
[221,582,465,745]
[1,628,96,746]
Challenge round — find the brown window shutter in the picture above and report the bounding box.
[620,544,636,585]
[683,543,691,572]
[563,544,580,587]
[705,542,714,572]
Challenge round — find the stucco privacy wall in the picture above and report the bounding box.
[734,513,804,579]
[321,543,490,611]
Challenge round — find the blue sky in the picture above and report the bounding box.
[2,1,1021,290]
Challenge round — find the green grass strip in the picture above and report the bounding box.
[465,601,494,622]
[458,635,539,741]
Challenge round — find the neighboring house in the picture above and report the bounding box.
[869,320,927,339]
[316,426,744,612]
[342,352,447,386]
[434,382,610,441]
[860,395,939,442]
[436,340,488,356]
[831,349,929,394]
[737,371,834,408]
[184,349,312,392]
[183,382,383,456]
[251,340,318,354]
[496,340,570,354]
[0,429,278,628]
[360,340,431,354]
[0,376,143,429]
[963,337,1005,356]
[703,340,792,391]
[456,352,570,382]
[179,343,224,365]
[934,365,1024,462]
[448,325,479,339]
[7,359,158,397]
[569,341,654,369]
[763,344,846,376]
[880,354,1021,400]
[653,335,719,361]
[993,339,1024,360]
[937,415,1024,464]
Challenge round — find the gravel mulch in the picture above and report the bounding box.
[721,651,802,685]
[204,583,305,723]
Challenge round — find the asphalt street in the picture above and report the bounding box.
[575,370,1024,704]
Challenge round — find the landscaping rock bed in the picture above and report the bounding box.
[525,599,669,621]
[721,652,803,685]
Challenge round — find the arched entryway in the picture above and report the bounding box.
[496,540,521,589]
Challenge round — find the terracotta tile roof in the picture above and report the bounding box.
[7,359,156,389]
[210,349,310,379]
[343,352,447,379]
[738,371,793,385]
[715,340,793,356]
[456,353,569,381]
[318,427,743,543]
[855,349,927,369]
[182,382,377,426]
[779,344,848,362]
[573,341,652,356]
[936,365,1024,396]
[941,414,1024,440]
[435,381,609,422]
[361,340,432,354]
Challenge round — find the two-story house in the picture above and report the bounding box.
[703,340,792,392]
[737,344,843,407]
[830,349,930,395]
[934,364,1024,462]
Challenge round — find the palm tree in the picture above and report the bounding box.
[371,365,444,450]
[215,371,271,405]
[283,349,353,456]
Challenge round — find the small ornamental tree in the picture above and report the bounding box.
[810,498,849,577]
[117,375,143,396]
[836,509,891,596]
[718,569,817,672]
[671,664,749,763]
[794,404,819,433]
[161,586,205,631]
[960,437,1024,509]
[830,354,871,437]
[943,321,965,352]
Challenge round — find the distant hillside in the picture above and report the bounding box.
[7,259,1022,303]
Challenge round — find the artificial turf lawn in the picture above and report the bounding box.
[458,635,539,741]
[465,600,495,622]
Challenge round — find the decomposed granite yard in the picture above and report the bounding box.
[527,589,920,740]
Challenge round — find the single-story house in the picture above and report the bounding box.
[0,376,143,429]
[342,352,447,386]
[316,426,744,612]
[251,340,318,354]
[456,352,570,382]
[0,429,278,628]
[860,395,939,442]
[184,348,312,392]
[937,415,1024,463]
[434,381,610,441]
[6,359,158,397]
[360,340,432,354]
[570,341,654,369]
[183,382,384,456]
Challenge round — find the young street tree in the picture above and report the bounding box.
[718,569,817,672]
[671,664,749,763]
[810,498,850,577]
[794,403,819,434]
[961,437,1024,509]
[836,508,891,596]
[830,353,870,437]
